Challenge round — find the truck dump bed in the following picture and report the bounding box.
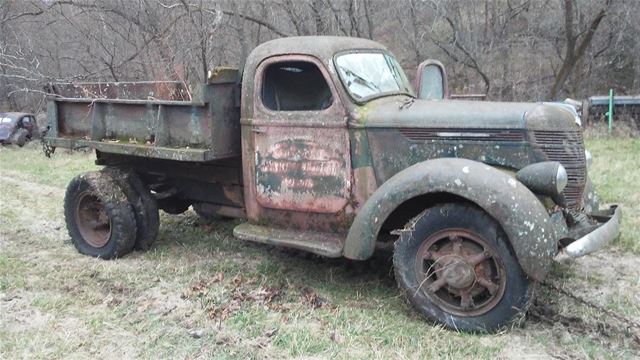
[44,69,240,162]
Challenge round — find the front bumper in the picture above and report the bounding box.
[555,205,621,260]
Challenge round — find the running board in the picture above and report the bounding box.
[233,223,344,258]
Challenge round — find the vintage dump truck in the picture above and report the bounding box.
[43,36,620,332]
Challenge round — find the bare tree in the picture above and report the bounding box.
[548,0,612,99]
[0,0,638,111]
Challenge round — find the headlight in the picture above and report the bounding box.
[516,161,567,196]
[555,163,568,194]
[585,150,593,169]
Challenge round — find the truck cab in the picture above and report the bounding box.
[44,36,620,332]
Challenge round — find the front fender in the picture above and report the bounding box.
[343,158,555,281]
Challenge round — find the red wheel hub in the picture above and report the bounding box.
[75,192,111,248]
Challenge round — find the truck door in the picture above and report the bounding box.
[250,55,351,214]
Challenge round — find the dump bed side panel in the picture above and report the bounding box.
[47,81,191,101]
[45,75,240,162]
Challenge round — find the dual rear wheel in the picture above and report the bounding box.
[64,168,159,259]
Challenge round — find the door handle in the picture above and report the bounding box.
[252,128,266,134]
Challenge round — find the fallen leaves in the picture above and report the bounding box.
[301,286,326,309]
[207,285,282,321]
[188,272,225,296]
[184,273,330,323]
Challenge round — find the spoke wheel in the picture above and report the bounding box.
[393,203,533,332]
[414,229,506,317]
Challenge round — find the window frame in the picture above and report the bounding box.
[254,55,342,120]
[333,49,415,105]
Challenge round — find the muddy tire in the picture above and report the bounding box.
[102,168,160,251]
[11,129,28,147]
[64,171,137,259]
[393,203,532,332]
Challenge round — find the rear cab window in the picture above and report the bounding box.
[261,61,333,111]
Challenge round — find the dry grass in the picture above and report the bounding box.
[0,140,638,359]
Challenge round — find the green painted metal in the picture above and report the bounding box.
[44,78,241,162]
[48,138,220,162]
[359,96,533,129]
[608,88,614,134]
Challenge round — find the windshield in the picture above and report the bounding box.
[335,52,414,102]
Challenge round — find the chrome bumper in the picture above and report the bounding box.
[555,205,621,260]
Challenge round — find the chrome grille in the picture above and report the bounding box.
[532,130,587,209]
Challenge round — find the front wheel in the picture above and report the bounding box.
[393,203,533,332]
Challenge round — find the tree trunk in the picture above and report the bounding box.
[548,0,611,100]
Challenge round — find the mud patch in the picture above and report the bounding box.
[528,296,640,350]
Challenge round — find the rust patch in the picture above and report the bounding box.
[256,138,349,213]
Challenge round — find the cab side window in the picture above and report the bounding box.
[262,61,333,111]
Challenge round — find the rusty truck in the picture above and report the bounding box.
[43,36,620,332]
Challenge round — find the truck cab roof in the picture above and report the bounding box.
[242,36,389,117]
[243,36,387,84]
[246,36,386,65]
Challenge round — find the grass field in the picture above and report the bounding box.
[0,139,639,359]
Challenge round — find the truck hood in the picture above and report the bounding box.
[357,96,547,129]
[358,96,583,187]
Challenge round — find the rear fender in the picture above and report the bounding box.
[343,158,555,281]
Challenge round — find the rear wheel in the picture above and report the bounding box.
[102,167,160,251]
[64,171,137,259]
[393,203,532,332]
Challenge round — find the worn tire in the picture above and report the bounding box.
[12,129,28,147]
[64,171,137,259]
[393,203,532,332]
[101,167,160,251]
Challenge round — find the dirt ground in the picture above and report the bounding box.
[0,142,639,359]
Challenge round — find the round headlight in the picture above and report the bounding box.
[556,164,568,194]
[516,161,568,197]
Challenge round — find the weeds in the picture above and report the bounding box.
[0,140,638,359]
